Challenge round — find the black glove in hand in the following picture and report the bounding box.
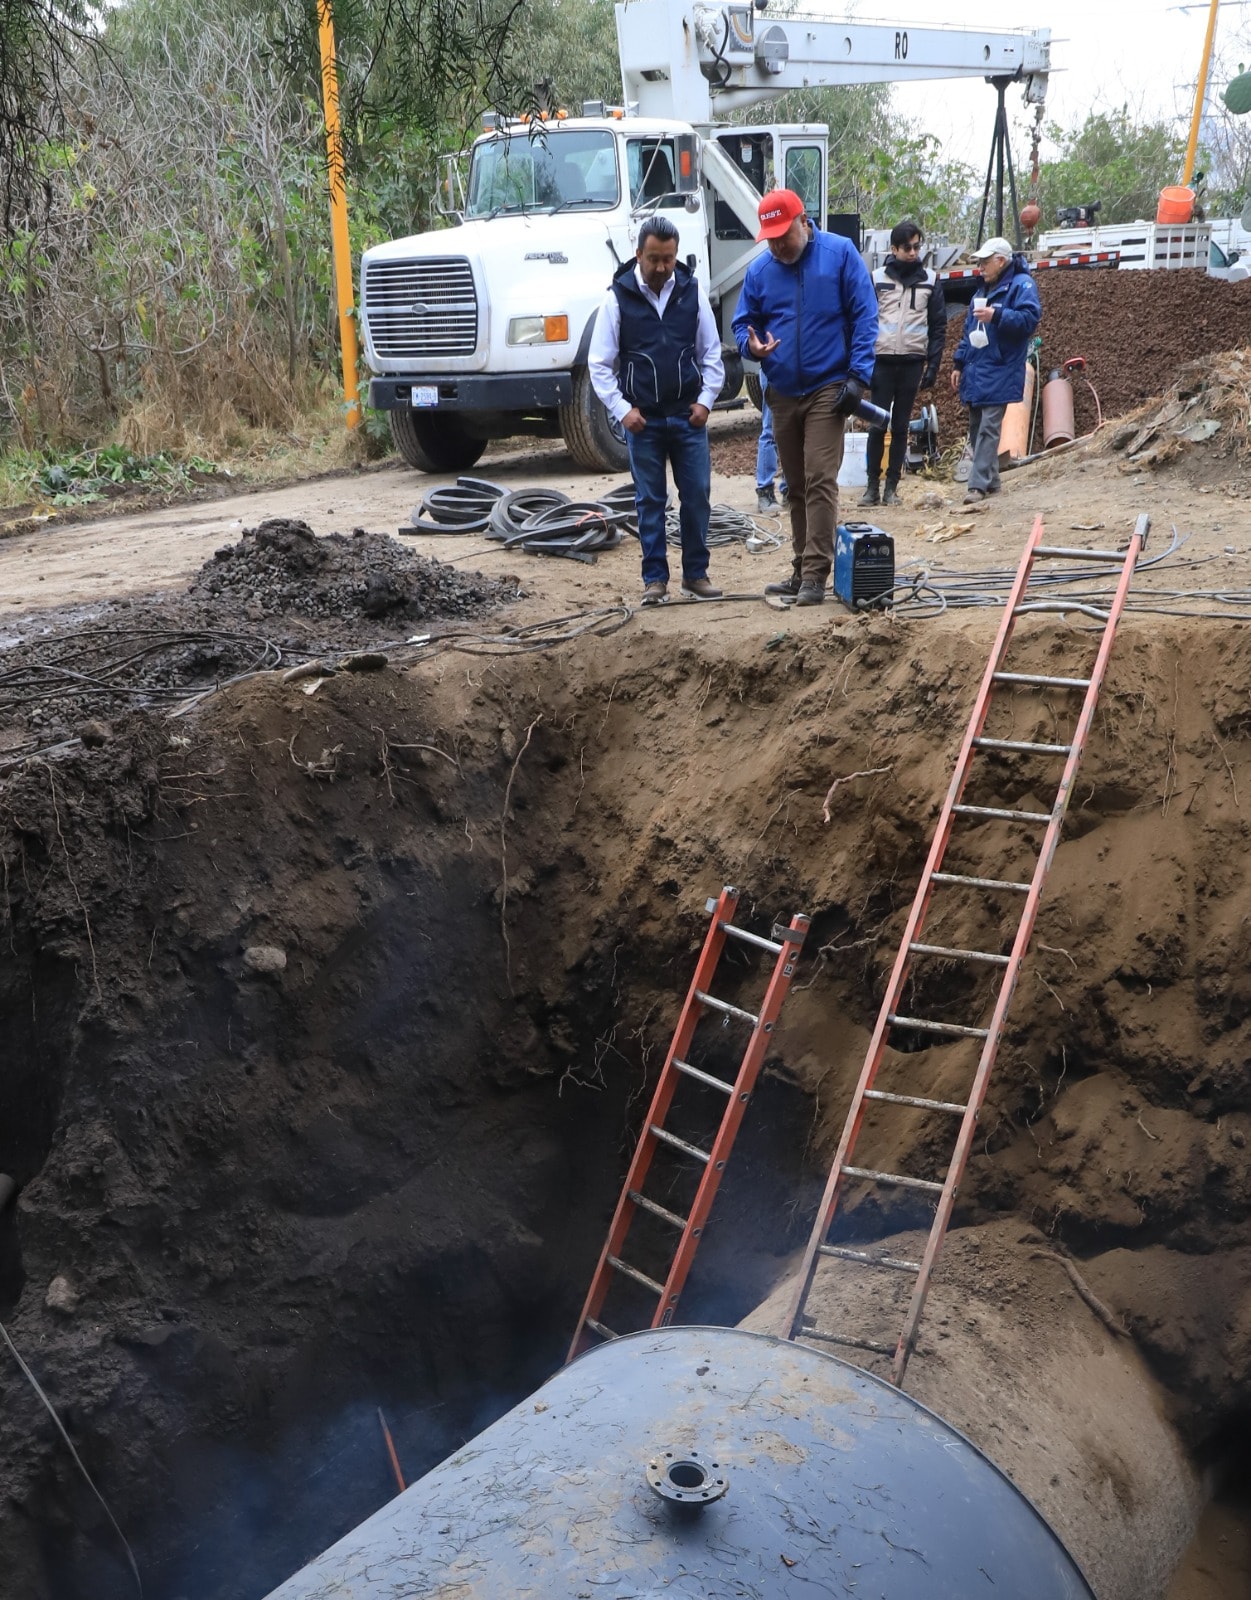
[833,376,867,417]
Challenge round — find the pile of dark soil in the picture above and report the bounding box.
[189,517,502,622]
[0,522,512,763]
[709,270,1251,475]
[934,268,1251,445]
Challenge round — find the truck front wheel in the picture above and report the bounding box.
[390,409,487,474]
[560,368,630,473]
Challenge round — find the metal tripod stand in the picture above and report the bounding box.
[976,74,1023,249]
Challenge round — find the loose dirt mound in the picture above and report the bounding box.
[708,270,1251,477]
[190,517,501,622]
[934,269,1251,445]
[0,524,511,763]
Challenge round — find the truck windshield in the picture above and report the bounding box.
[466,131,620,217]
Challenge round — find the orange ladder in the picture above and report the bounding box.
[782,514,1148,1386]
[568,886,808,1361]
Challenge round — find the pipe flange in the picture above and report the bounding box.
[646,1448,729,1506]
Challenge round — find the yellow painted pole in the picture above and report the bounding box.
[317,0,362,428]
[1182,0,1221,185]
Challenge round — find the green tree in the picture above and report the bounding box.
[0,0,94,228]
[1035,108,1189,227]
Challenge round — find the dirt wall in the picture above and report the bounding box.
[4,608,1251,1596]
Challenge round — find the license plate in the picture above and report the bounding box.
[411,385,439,408]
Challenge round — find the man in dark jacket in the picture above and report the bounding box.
[950,237,1041,503]
[589,215,725,604]
[732,189,878,606]
[861,219,946,507]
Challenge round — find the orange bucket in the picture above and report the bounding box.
[1156,186,1195,224]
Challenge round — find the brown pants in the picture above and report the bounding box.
[768,383,847,586]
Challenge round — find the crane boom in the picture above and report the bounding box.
[617,0,1050,121]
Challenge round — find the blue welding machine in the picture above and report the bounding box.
[833,523,895,610]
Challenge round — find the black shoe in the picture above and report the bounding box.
[793,582,825,606]
[756,486,778,513]
[882,480,901,506]
[764,573,802,597]
[859,482,880,507]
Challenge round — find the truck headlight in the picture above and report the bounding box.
[507,314,570,345]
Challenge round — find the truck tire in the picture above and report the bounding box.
[390,409,487,473]
[746,374,763,412]
[560,367,630,472]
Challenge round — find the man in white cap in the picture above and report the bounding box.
[950,237,1041,504]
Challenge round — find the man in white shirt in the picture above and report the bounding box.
[589,216,725,604]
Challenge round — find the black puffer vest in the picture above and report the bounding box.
[610,260,701,417]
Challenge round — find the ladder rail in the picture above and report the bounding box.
[568,891,809,1362]
[779,516,1046,1343]
[889,517,1146,1383]
[656,907,810,1324]
[567,885,738,1360]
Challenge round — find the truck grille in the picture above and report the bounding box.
[363,257,478,361]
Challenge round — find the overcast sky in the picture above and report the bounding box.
[858,0,1251,165]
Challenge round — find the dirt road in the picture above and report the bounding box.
[2,417,1247,628]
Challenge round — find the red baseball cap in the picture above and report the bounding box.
[756,188,805,241]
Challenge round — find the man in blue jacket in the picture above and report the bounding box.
[950,237,1042,503]
[733,189,878,605]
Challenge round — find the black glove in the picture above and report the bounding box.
[833,376,867,417]
[921,367,938,390]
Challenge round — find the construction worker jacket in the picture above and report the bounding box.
[872,259,947,386]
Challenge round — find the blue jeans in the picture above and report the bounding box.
[626,414,712,587]
[756,379,789,495]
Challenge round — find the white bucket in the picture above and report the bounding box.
[838,429,869,488]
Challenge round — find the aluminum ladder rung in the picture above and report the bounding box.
[607,1255,665,1296]
[909,940,1011,967]
[694,989,760,1026]
[798,1325,896,1356]
[841,1163,944,1195]
[888,1013,990,1041]
[627,1190,688,1229]
[864,1088,969,1115]
[932,870,1031,893]
[672,1057,734,1096]
[974,736,1073,756]
[648,1124,711,1164]
[718,921,784,955]
[584,1318,618,1341]
[819,1244,921,1272]
[1034,544,1127,562]
[952,802,1052,824]
[993,671,1092,690]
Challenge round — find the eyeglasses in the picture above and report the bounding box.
[896,239,922,253]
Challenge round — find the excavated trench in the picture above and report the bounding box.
[2,614,1251,1599]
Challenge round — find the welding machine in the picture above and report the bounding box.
[833,523,895,609]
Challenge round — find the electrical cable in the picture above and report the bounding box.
[0,1316,142,1597]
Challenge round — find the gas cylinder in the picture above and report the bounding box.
[1043,367,1076,449]
[999,358,1037,459]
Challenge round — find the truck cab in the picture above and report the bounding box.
[364,117,706,473]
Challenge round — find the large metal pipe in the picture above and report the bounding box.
[263,1326,1095,1599]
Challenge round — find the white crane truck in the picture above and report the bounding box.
[359,1,1050,474]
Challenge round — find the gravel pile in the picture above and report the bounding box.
[190,518,505,621]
